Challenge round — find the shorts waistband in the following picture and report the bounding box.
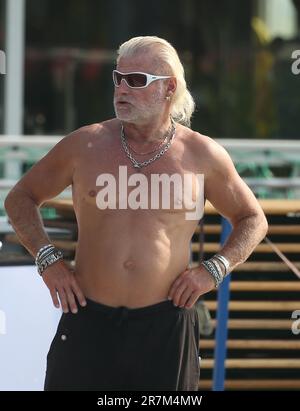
[84,297,181,318]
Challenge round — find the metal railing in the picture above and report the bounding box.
[1,136,300,216]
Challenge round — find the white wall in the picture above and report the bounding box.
[0,266,61,391]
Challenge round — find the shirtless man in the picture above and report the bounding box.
[4,36,268,391]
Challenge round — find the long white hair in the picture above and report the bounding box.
[116,36,195,128]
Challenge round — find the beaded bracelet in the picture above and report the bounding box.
[201,259,223,288]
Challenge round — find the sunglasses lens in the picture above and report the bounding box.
[113,71,147,88]
[113,71,122,86]
[126,73,147,87]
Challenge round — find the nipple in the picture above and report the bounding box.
[89,190,96,197]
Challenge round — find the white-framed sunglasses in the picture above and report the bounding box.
[112,70,171,89]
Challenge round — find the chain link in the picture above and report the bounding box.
[120,118,176,169]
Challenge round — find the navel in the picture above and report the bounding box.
[123,260,136,270]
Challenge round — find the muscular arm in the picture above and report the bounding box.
[4,132,76,257]
[168,136,268,308]
[204,139,268,272]
[4,128,87,312]
[4,189,52,257]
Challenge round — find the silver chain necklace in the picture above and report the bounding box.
[120,118,176,169]
[125,122,173,156]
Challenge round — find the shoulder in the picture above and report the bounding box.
[177,124,234,172]
[60,119,118,149]
[65,119,117,141]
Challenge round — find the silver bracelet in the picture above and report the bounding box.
[37,247,61,266]
[210,258,224,278]
[213,254,230,276]
[201,260,223,288]
[37,247,56,264]
[35,244,54,263]
[37,249,63,276]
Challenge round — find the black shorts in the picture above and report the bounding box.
[44,298,201,391]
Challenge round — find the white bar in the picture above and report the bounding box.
[4,0,25,134]
[0,136,62,147]
[215,139,300,150]
[4,0,26,179]
[0,136,300,151]
[244,178,300,188]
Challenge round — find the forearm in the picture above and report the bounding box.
[4,189,52,258]
[218,213,268,273]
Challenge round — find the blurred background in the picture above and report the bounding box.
[1,0,300,137]
[1,0,300,215]
[0,0,300,139]
[0,0,300,391]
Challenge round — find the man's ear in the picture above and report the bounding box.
[167,77,177,94]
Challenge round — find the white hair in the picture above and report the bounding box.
[116,36,195,128]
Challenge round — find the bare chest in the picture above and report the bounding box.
[72,137,205,220]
